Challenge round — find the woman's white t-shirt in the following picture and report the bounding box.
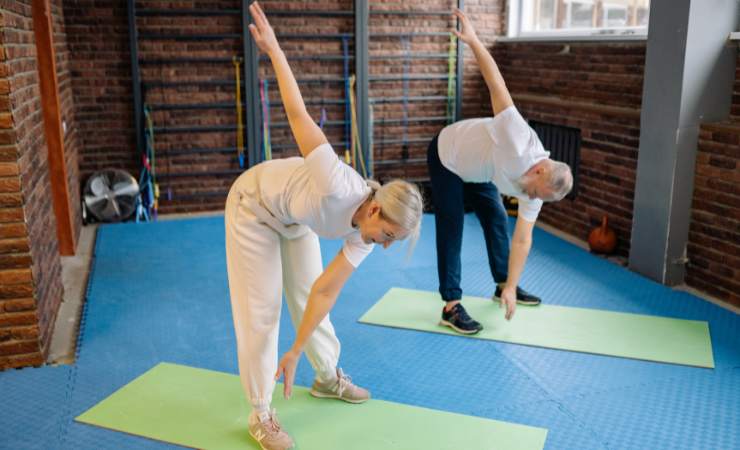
[256,143,374,267]
[437,106,549,222]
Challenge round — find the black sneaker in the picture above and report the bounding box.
[493,286,542,306]
[439,303,483,335]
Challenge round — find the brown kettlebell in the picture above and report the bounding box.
[588,215,617,254]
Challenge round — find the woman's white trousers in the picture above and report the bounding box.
[224,175,340,411]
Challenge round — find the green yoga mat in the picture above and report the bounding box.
[359,288,714,368]
[76,362,548,450]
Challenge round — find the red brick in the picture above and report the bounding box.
[0,253,32,269]
[1,298,36,313]
[10,325,39,341]
[0,340,40,356]
[0,310,37,327]
[0,207,23,223]
[0,112,12,129]
[0,268,32,285]
[0,283,34,299]
[0,237,29,253]
[0,352,44,370]
[0,222,26,238]
[0,177,21,194]
[0,162,19,176]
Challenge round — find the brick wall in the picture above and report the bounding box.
[62,0,499,212]
[732,51,740,120]
[51,0,82,235]
[1,0,82,369]
[62,1,139,199]
[0,51,40,369]
[685,47,740,308]
[493,42,646,256]
[260,0,352,174]
[368,0,501,182]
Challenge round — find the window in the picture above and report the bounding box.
[509,0,650,39]
[566,1,594,28]
[603,3,629,27]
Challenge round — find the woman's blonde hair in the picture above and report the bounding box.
[366,179,423,256]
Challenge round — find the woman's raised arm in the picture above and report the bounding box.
[248,2,328,157]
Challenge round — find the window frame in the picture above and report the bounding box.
[506,0,649,42]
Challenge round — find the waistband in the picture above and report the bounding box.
[233,166,310,240]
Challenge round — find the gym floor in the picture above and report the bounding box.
[0,214,738,450]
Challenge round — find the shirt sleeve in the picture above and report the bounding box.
[303,143,344,194]
[517,197,543,223]
[304,143,366,196]
[341,232,375,268]
[486,106,533,157]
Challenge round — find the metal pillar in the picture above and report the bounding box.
[454,0,464,121]
[242,0,262,168]
[355,0,371,176]
[127,0,144,158]
[629,0,740,284]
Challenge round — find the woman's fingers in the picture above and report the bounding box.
[249,3,266,30]
[452,9,470,36]
[248,23,259,40]
[283,368,294,398]
[255,2,269,26]
[250,2,270,30]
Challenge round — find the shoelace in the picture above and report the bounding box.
[452,305,474,323]
[263,409,282,434]
[336,373,354,397]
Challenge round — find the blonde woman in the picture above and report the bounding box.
[225,3,423,449]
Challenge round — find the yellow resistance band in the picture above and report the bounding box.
[349,75,368,178]
[233,57,245,167]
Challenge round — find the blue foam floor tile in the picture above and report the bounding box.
[0,365,73,450]
[490,400,609,450]
[2,213,738,450]
[562,368,740,450]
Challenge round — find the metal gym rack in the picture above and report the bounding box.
[127,1,464,212]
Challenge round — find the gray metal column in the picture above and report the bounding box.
[455,0,464,121]
[242,0,262,168]
[355,0,370,176]
[629,0,739,284]
[127,0,144,155]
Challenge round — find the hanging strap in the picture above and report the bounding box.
[342,36,353,166]
[259,79,272,161]
[401,36,411,159]
[319,80,328,130]
[446,33,457,124]
[233,57,246,168]
[367,103,374,179]
[349,75,368,178]
[140,105,159,221]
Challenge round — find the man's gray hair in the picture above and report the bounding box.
[546,161,573,202]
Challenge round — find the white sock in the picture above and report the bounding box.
[250,407,270,422]
[316,368,337,384]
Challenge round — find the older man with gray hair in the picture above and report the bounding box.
[428,8,573,335]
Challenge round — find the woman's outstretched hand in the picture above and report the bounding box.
[452,7,480,46]
[248,1,280,56]
[275,348,300,399]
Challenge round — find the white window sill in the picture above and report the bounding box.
[730,32,740,41]
[498,34,647,43]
